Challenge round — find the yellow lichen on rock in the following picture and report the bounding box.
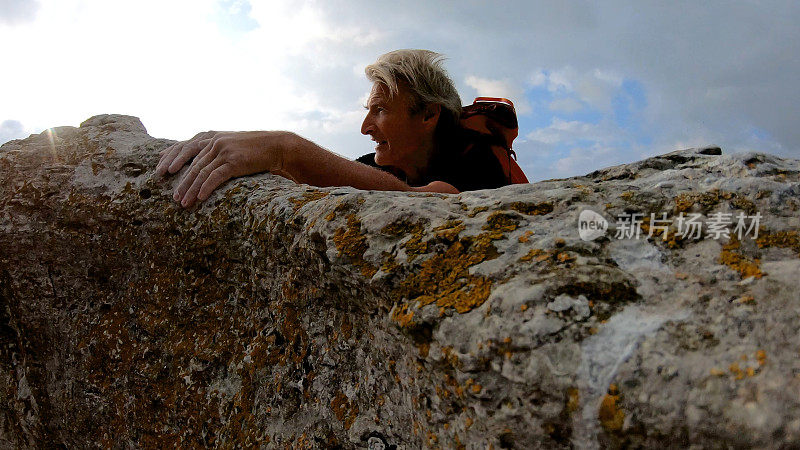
[391,302,415,327]
[598,383,624,432]
[566,387,580,414]
[330,391,358,430]
[433,220,465,242]
[288,190,329,212]
[756,229,800,256]
[333,214,377,278]
[719,236,763,279]
[673,189,734,213]
[504,201,554,216]
[483,211,521,234]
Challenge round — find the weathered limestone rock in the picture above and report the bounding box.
[1,114,799,448]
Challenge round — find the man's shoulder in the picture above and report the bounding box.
[356,153,378,167]
[430,139,508,191]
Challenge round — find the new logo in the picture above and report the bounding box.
[578,209,608,241]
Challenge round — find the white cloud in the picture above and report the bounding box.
[542,67,623,112]
[0,0,40,25]
[526,118,614,145]
[0,119,27,144]
[2,0,798,178]
[529,70,547,87]
[552,144,623,177]
[548,98,583,113]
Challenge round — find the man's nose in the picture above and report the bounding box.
[361,114,373,135]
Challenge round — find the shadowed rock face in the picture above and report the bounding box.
[1,114,799,448]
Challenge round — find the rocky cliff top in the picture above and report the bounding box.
[1,114,799,448]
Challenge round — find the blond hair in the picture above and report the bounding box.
[365,49,462,130]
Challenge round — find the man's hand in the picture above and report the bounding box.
[412,181,459,194]
[156,131,289,208]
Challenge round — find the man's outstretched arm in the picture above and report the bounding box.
[155,130,457,208]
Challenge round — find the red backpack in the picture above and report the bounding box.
[460,97,529,184]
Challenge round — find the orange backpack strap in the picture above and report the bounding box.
[460,97,529,184]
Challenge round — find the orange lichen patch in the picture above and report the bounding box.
[403,232,428,261]
[426,430,439,446]
[441,346,460,367]
[557,252,575,263]
[566,387,580,414]
[381,252,400,274]
[729,362,745,380]
[662,228,691,249]
[331,391,359,430]
[483,211,521,235]
[519,247,576,267]
[719,236,763,279]
[619,191,635,202]
[341,316,353,340]
[716,351,766,380]
[673,189,734,213]
[387,210,525,317]
[418,342,430,357]
[332,214,377,278]
[519,248,546,262]
[454,433,465,450]
[735,295,756,305]
[518,230,534,243]
[470,383,483,394]
[392,236,496,315]
[433,220,465,242]
[504,201,554,216]
[756,229,800,256]
[381,218,425,237]
[520,304,528,312]
[465,416,474,430]
[381,219,428,261]
[731,196,757,214]
[391,302,415,327]
[468,206,489,217]
[324,199,356,221]
[288,190,329,212]
[598,384,624,432]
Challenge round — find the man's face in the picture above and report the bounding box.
[360,82,434,179]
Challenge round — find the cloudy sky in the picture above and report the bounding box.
[1,0,798,182]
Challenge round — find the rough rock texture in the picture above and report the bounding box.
[1,114,800,449]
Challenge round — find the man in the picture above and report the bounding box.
[156,50,512,207]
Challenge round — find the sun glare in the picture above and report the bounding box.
[45,128,57,162]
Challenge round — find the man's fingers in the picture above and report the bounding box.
[168,138,211,175]
[181,160,226,208]
[156,142,184,177]
[197,163,232,202]
[174,139,220,203]
[174,158,202,202]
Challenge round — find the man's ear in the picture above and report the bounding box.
[422,103,441,125]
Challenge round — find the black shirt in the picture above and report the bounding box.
[356,134,509,192]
